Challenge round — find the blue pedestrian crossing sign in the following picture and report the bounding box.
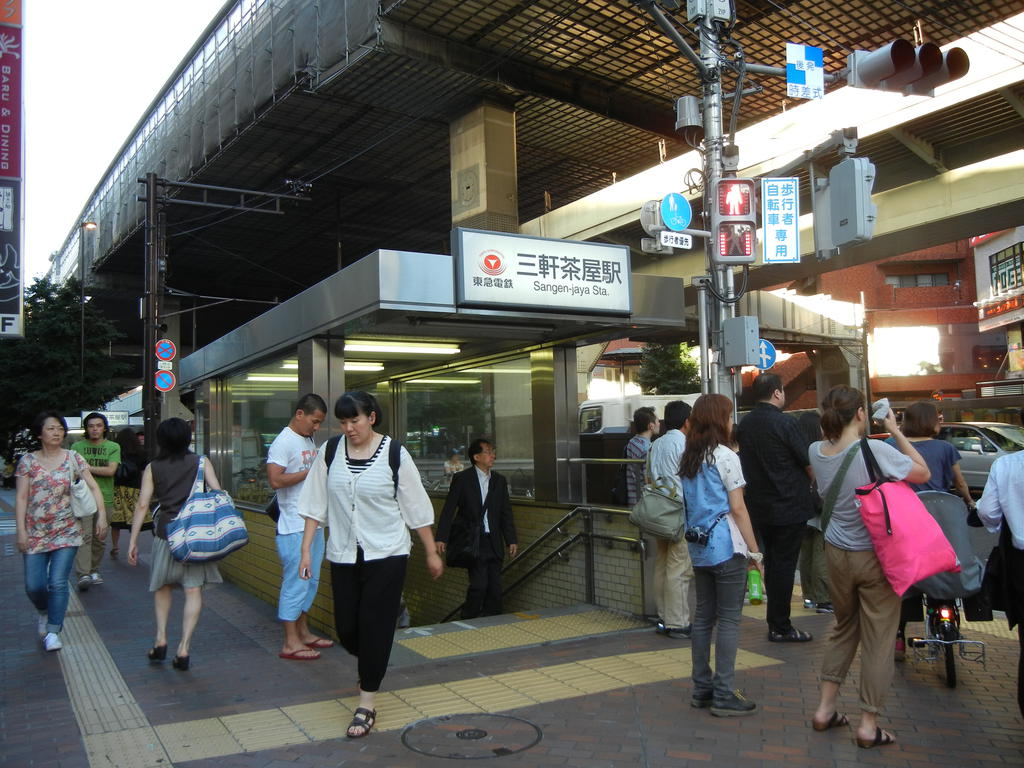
[756,338,777,370]
[660,192,692,232]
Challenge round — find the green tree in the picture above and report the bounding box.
[637,342,701,395]
[0,276,124,455]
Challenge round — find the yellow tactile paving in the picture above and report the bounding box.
[155,717,244,763]
[443,677,537,712]
[282,700,351,741]
[960,618,1018,640]
[580,655,684,685]
[221,708,311,751]
[392,682,485,717]
[538,661,626,694]
[489,668,583,702]
[396,609,649,659]
[83,727,169,768]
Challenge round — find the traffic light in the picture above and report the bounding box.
[711,177,757,264]
[846,40,969,96]
[829,157,876,247]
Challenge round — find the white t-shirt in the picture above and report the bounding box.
[713,445,750,558]
[267,426,318,535]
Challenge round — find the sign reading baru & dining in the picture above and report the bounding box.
[452,228,631,315]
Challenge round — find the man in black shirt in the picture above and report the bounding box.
[737,373,815,642]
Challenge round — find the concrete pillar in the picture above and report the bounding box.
[808,346,857,395]
[450,102,518,233]
[530,346,579,503]
[298,337,345,438]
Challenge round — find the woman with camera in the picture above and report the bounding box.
[679,394,763,717]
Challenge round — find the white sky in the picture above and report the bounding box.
[24,0,225,279]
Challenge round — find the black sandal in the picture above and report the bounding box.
[856,727,895,749]
[812,711,849,731]
[347,707,376,738]
[768,628,813,643]
[147,645,167,661]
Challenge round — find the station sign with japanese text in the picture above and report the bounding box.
[453,228,631,315]
[761,177,800,264]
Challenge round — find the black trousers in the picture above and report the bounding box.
[463,533,503,619]
[757,521,806,634]
[330,550,407,693]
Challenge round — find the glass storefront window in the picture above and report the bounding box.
[401,356,534,498]
[225,355,298,504]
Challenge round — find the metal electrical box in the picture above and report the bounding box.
[687,0,734,23]
[722,315,759,368]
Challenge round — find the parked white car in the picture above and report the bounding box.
[937,421,1024,492]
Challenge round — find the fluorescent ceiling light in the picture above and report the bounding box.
[462,368,531,374]
[407,378,480,385]
[280,361,299,369]
[345,362,384,372]
[246,374,298,382]
[345,341,460,355]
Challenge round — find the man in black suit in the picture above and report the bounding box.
[436,439,518,618]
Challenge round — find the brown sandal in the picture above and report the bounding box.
[347,707,376,738]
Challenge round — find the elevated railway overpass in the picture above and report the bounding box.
[36,0,1023,426]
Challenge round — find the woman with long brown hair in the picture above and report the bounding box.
[679,394,763,717]
[808,385,929,748]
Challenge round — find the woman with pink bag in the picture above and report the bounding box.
[807,386,929,749]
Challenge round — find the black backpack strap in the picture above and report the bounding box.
[388,437,401,499]
[324,435,342,470]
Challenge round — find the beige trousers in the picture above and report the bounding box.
[654,537,694,629]
[820,543,901,714]
[75,512,105,578]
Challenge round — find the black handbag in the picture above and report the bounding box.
[265,495,281,523]
[446,513,480,569]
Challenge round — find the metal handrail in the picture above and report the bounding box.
[440,504,646,622]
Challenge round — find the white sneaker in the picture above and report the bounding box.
[90,572,103,585]
[77,574,91,592]
[37,612,47,637]
[43,632,63,651]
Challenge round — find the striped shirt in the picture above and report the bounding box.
[345,438,385,475]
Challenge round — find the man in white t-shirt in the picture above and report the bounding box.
[267,393,331,660]
[647,400,694,639]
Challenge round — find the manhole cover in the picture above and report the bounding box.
[401,713,542,759]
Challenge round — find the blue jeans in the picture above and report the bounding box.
[24,546,78,635]
[276,529,325,621]
[691,554,748,700]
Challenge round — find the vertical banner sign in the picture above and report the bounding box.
[0,0,22,338]
[761,178,800,264]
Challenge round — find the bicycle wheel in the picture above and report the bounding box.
[939,623,958,688]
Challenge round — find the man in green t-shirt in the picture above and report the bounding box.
[71,413,120,590]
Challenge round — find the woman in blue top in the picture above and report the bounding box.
[680,394,763,717]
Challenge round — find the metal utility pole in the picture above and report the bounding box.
[142,173,163,454]
[137,176,309,456]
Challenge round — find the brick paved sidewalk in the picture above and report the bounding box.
[2,487,1022,767]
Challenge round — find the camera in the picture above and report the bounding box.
[684,527,710,546]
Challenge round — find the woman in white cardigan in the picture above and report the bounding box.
[299,391,443,738]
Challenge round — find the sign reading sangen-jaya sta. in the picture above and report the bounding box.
[453,228,631,315]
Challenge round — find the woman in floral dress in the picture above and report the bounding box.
[15,411,106,651]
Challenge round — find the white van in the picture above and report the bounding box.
[579,394,701,434]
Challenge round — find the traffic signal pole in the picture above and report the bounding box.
[696,11,736,399]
